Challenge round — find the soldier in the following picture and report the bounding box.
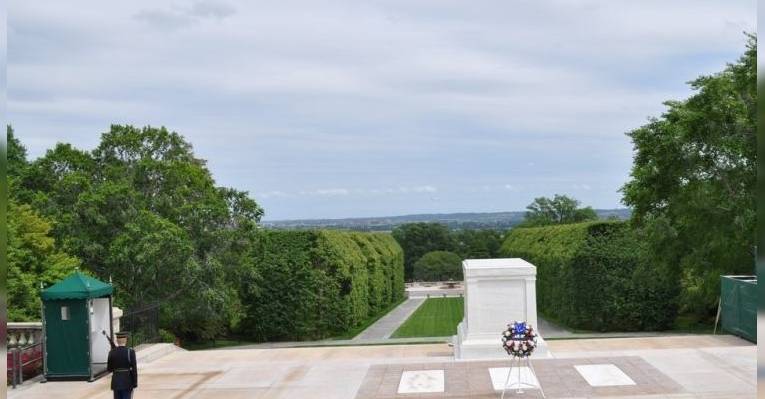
[106,331,138,399]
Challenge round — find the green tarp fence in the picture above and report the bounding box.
[719,275,756,343]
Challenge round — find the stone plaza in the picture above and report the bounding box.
[8,335,755,398]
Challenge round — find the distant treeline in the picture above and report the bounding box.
[263,208,631,231]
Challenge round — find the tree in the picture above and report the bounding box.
[621,35,756,320]
[8,201,79,321]
[521,194,597,227]
[413,251,463,281]
[452,229,503,259]
[13,125,265,340]
[392,223,455,280]
[7,125,28,179]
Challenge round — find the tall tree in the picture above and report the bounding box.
[413,251,463,281]
[621,35,756,320]
[8,201,79,321]
[452,229,503,259]
[521,194,597,227]
[14,125,265,339]
[7,125,28,179]
[392,223,455,280]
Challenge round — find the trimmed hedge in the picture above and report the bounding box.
[500,221,677,331]
[239,230,404,341]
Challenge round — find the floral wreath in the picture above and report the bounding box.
[501,321,538,358]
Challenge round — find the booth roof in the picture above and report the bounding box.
[41,271,113,300]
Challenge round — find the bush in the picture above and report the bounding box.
[238,230,404,341]
[159,329,176,343]
[500,221,678,331]
[392,223,455,280]
[413,251,463,281]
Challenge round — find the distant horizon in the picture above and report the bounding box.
[262,206,631,222]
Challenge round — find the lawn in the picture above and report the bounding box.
[391,297,464,338]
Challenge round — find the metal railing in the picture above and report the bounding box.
[120,303,161,346]
[7,323,44,388]
[8,342,43,388]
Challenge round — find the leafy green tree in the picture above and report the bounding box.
[621,35,756,320]
[8,201,79,321]
[392,223,455,280]
[105,211,197,309]
[521,194,597,227]
[7,125,28,179]
[452,229,503,259]
[413,251,463,281]
[14,125,264,340]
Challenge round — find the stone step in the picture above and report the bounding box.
[134,343,186,363]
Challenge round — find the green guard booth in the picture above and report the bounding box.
[42,271,114,381]
[719,275,756,343]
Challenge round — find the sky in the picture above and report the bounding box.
[8,0,755,220]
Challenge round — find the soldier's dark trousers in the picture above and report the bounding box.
[113,389,133,399]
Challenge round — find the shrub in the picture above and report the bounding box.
[413,251,463,281]
[500,221,678,331]
[159,329,176,344]
[238,230,404,341]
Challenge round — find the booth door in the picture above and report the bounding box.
[45,299,90,377]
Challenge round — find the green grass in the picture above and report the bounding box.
[391,297,464,338]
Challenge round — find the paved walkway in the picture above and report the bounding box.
[8,335,754,399]
[353,297,426,340]
[536,317,573,338]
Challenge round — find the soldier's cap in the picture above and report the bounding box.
[115,331,130,339]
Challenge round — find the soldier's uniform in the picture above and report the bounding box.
[106,332,138,399]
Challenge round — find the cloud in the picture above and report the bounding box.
[282,185,438,197]
[8,0,755,219]
[258,190,289,199]
[134,1,235,30]
[133,9,196,30]
[313,188,350,196]
[188,1,235,19]
[408,185,437,193]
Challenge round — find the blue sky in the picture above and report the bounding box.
[9,0,755,220]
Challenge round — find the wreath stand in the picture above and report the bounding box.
[499,355,546,399]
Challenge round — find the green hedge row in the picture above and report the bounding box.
[239,230,404,341]
[500,221,677,331]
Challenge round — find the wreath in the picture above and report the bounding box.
[501,321,538,358]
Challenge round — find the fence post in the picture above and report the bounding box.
[19,348,24,385]
[11,348,19,388]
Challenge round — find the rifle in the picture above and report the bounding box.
[102,330,116,350]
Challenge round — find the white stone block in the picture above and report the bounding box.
[397,370,445,393]
[574,364,636,387]
[489,367,541,390]
[454,258,551,359]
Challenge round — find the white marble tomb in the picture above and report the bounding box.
[454,258,551,359]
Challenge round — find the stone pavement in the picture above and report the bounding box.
[536,317,572,339]
[8,335,754,399]
[356,356,684,398]
[353,297,426,340]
